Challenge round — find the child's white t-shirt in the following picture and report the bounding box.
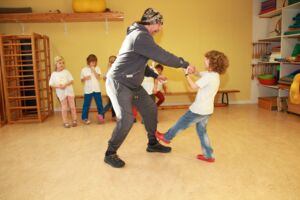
[189,71,220,115]
[49,69,74,101]
[142,77,154,95]
[80,66,101,94]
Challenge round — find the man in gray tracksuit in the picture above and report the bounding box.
[104,8,194,168]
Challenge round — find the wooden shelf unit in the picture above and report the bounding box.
[0,12,124,23]
[258,35,281,42]
[282,33,300,38]
[0,33,54,123]
[255,1,300,115]
[259,8,282,18]
[257,61,280,64]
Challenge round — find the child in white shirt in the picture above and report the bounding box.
[156,50,229,163]
[49,56,77,128]
[80,54,104,124]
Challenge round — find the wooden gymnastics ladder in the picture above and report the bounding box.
[0,33,53,123]
[0,56,7,126]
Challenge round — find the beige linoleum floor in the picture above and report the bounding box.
[0,105,299,200]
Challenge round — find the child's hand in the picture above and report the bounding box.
[85,76,91,80]
[91,67,96,73]
[58,84,64,89]
[91,67,100,77]
[157,75,167,82]
[186,65,196,74]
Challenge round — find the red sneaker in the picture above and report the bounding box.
[97,114,105,124]
[155,131,170,144]
[196,154,215,163]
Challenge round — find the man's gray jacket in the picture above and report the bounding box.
[107,22,189,89]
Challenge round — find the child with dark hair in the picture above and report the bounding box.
[156,50,229,163]
[80,54,105,124]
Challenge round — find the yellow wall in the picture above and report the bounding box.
[0,0,252,107]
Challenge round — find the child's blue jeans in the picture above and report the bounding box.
[81,92,104,120]
[164,110,214,158]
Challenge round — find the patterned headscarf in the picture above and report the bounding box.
[140,8,163,25]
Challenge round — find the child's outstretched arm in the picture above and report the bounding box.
[183,69,199,90]
[185,75,199,90]
[184,68,199,90]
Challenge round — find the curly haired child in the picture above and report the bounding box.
[156,50,229,163]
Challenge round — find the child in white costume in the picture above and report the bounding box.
[103,55,117,120]
[49,56,77,128]
[154,64,167,107]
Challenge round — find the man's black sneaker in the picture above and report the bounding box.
[146,143,172,153]
[104,154,125,168]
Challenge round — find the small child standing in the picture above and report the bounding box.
[154,64,167,107]
[156,50,229,162]
[49,56,77,128]
[80,54,105,124]
[103,55,116,120]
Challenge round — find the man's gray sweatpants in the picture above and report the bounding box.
[105,78,158,153]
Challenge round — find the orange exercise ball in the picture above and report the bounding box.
[72,0,106,13]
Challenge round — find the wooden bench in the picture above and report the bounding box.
[215,89,240,107]
[74,89,240,112]
[74,95,109,112]
[163,90,240,107]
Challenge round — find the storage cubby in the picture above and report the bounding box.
[255,1,300,114]
[0,33,53,123]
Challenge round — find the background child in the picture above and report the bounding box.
[141,75,156,124]
[49,56,77,128]
[156,50,229,163]
[80,54,104,124]
[141,76,156,102]
[103,55,116,120]
[154,64,167,107]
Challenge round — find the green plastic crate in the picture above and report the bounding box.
[292,43,300,56]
